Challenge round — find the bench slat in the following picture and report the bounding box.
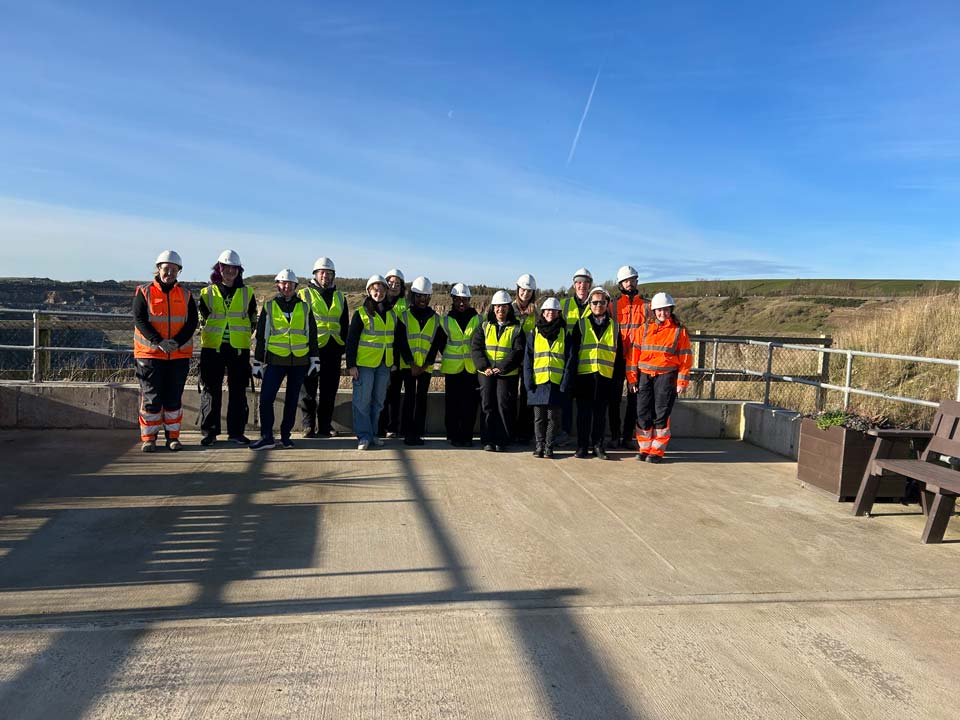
[873,458,960,494]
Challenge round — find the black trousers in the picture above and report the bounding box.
[478,373,518,447]
[608,359,638,442]
[298,343,343,433]
[575,373,611,449]
[560,384,575,435]
[401,369,431,441]
[136,357,190,440]
[199,345,250,438]
[515,381,534,442]
[636,370,678,429]
[533,405,560,448]
[378,368,403,435]
[444,371,478,442]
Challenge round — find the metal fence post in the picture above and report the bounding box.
[815,334,830,411]
[956,362,960,402]
[31,311,41,383]
[710,340,719,400]
[693,330,706,398]
[763,342,774,406]
[843,351,853,409]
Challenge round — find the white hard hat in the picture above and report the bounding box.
[650,291,676,310]
[572,267,593,282]
[491,290,512,306]
[217,249,242,267]
[516,273,537,291]
[450,282,472,298]
[312,256,335,273]
[588,286,611,300]
[410,276,433,295]
[275,269,298,283]
[366,274,387,291]
[617,265,638,283]
[156,250,183,268]
[540,297,561,312]
[384,268,404,281]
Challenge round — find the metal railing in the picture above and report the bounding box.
[3,308,959,416]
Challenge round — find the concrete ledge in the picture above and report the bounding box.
[2,382,752,440]
[741,403,802,459]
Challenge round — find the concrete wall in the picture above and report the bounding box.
[1,381,751,440]
[741,403,802,459]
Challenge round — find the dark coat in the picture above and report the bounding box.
[523,320,580,406]
[469,304,525,375]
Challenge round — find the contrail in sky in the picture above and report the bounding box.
[566,64,602,166]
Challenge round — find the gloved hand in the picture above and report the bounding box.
[251,360,264,380]
[158,339,179,354]
[308,357,321,376]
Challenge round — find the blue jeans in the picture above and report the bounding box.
[352,363,390,442]
[259,364,308,441]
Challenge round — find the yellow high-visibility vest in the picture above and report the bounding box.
[356,307,395,368]
[577,317,617,378]
[440,314,479,374]
[200,285,252,350]
[532,330,565,385]
[482,321,519,377]
[264,300,310,358]
[399,310,438,373]
[298,286,345,347]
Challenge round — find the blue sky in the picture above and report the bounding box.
[1,0,959,288]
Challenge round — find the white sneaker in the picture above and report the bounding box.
[372,436,385,446]
[357,440,370,450]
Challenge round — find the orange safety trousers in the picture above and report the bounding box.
[636,418,671,457]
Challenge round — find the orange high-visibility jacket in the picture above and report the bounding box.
[614,294,648,374]
[626,317,692,388]
[134,281,194,360]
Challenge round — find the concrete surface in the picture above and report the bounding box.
[0,430,958,719]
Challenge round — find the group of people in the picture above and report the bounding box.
[133,250,692,462]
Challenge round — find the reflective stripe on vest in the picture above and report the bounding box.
[356,306,395,368]
[482,321,519,377]
[440,314,479,375]
[634,320,691,375]
[400,310,438,373]
[561,297,589,334]
[577,317,617,378]
[299,286,345,347]
[532,330,565,385]
[200,285,252,350]
[133,281,193,359]
[264,300,310,358]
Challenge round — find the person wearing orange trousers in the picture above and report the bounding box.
[133,250,199,453]
[626,292,691,463]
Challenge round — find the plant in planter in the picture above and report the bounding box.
[797,410,916,501]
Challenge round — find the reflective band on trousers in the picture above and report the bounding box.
[577,317,617,378]
[440,314,479,375]
[200,285,252,349]
[356,306,395,368]
[133,281,193,360]
[299,286,345,347]
[533,330,564,385]
[265,300,310,358]
[483,322,519,377]
[399,310,437,373]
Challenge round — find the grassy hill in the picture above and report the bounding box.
[633,278,960,298]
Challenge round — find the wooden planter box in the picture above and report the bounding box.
[797,418,910,501]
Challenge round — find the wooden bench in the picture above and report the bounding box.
[852,399,960,543]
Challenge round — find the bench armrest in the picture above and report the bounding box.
[865,429,933,439]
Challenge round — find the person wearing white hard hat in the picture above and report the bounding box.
[133,250,199,453]
[346,275,399,450]
[512,273,538,445]
[573,287,624,460]
[523,297,579,458]
[249,270,320,451]
[608,265,648,449]
[437,282,480,446]
[626,292,692,463]
[556,267,594,445]
[378,268,406,439]
[470,290,525,452]
[395,276,442,445]
[197,250,258,447]
[297,256,348,439]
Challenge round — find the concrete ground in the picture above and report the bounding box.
[0,430,957,720]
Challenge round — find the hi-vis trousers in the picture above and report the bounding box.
[136,357,190,442]
[635,369,678,457]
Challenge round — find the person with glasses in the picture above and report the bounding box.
[574,287,623,459]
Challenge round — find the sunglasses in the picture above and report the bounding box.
[590,300,608,305]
